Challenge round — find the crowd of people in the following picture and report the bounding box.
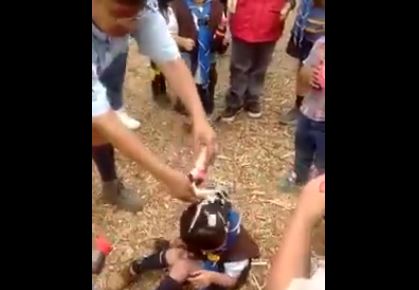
[92,0,325,289]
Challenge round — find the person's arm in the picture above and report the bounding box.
[166,7,195,51]
[208,271,237,288]
[156,259,201,290]
[171,34,195,51]
[280,0,296,21]
[299,65,314,88]
[92,61,175,183]
[188,270,237,289]
[133,7,216,165]
[213,12,229,55]
[188,259,248,288]
[267,175,325,290]
[298,40,324,90]
[92,63,195,202]
[134,8,206,122]
[267,209,313,290]
[93,114,178,184]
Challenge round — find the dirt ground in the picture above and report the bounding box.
[93,15,325,290]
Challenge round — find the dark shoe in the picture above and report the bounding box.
[105,264,139,290]
[151,74,171,109]
[152,92,171,109]
[278,172,301,194]
[102,180,143,213]
[244,102,262,119]
[173,99,189,116]
[279,107,300,125]
[221,106,242,122]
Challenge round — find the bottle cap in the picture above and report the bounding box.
[95,236,113,256]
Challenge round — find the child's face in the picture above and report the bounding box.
[93,0,142,37]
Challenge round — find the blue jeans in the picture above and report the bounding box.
[99,52,128,111]
[294,114,325,184]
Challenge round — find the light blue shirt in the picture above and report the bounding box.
[92,0,180,117]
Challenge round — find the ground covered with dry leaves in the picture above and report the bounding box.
[93,17,324,290]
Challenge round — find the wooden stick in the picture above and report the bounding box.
[259,199,292,210]
[251,260,268,267]
[251,273,262,290]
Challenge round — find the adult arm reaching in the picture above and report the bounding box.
[267,175,325,290]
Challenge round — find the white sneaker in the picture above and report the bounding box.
[116,109,141,130]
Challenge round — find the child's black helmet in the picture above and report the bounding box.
[180,185,231,253]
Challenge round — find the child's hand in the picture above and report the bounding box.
[182,38,195,52]
[279,2,292,21]
[188,270,214,288]
[310,63,325,89]
[169,260,198,283]
[222,37,230,47]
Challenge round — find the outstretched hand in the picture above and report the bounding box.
[164,169,197,202]
[188,270,214,289]
[192,119,217,170]
[295,174,325,227]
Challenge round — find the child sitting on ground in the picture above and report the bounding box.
[107,186,259,290]
[279,36,325,193]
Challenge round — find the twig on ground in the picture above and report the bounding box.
[251,273,262,290]
[108,237,158,265]
[251,260,268,267]
[259,199,293,210]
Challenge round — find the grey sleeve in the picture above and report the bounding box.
[92,48,110,117]
[133,7,180,64]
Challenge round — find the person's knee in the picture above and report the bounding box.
[167,258,202,284]
[92,129,108,146]
[165,248,188,266]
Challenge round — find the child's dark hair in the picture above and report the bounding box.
[313,0,325,8]
[180,200,230,256]
[114,0,145,6]
[157,0,173,19]
[158,0,173,9]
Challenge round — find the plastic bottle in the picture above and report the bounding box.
[92,235,113,275]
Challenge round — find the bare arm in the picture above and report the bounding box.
[297,65,314,95]
[188,270,238,289]
[92,112,195,202]
[267,212,313,290]
[93,112,176,183]
[299,65,313,86]
[171,34,191,50]
[209,272,237,288]
[267,175,325,290]
[134,7,216,165]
